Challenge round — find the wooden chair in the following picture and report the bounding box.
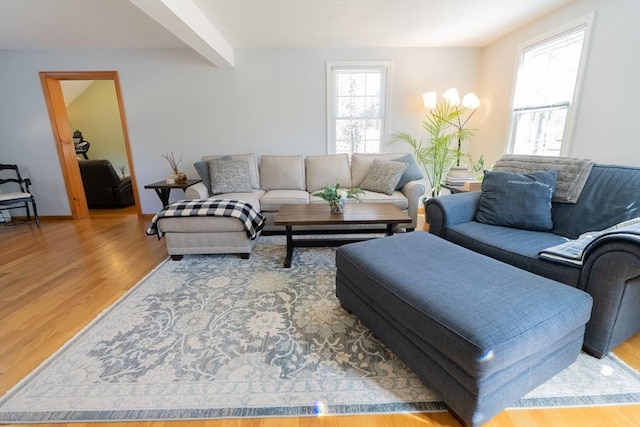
[0,164,40,227]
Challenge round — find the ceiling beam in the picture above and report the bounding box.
[130,0,234,68]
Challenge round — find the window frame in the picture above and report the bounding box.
[505,13,594,157]
[326,61,392,155]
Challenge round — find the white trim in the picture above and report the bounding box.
[326,61,392,154]
[505,12,595,156]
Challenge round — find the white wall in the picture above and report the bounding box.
[0,47,480,215]
[475,0,640,167]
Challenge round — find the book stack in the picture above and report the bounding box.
[463,181,482,191]
[445,167,476,187]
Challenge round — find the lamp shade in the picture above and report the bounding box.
[462,92,480,109]
[422,91,437,109]
[442,88,461,106]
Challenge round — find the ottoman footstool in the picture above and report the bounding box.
[335,232,593,426]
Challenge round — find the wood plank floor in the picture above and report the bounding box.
[0,214,638,427]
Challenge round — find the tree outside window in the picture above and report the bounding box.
[508,15,593,156]
[327,62,390,155]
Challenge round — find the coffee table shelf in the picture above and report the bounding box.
[274,203,411,268]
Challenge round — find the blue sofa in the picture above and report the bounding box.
[426,163,640,357]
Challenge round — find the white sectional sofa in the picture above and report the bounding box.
[156,153,425,259]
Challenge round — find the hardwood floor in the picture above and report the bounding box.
[0,215,638,427]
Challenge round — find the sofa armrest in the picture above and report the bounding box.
[185,182,209,199]
[579,234,640,357]
[425,192,481,237]
[117,176,132,192]
[399,180,426,230]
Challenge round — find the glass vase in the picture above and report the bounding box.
[330,198,345,214]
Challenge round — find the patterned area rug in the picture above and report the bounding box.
[1,236,639,423]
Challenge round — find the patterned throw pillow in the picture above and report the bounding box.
[194,155,232,196]
[359,159,407,196]
[475,170,558,231]
[208,159,253,194]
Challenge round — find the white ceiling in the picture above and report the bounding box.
[193,0,571,48]
[0,0,571,64]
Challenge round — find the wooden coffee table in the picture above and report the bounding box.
[274,203,412,268]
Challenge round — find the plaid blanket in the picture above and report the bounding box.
[539,218,640,266]
[146,199,266,240]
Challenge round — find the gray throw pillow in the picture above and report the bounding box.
[475,170,558,231]
[194,155,231,196]
[359,159,407,196]
[208,159,253,194]
[392,154,424,189]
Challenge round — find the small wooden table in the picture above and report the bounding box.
[442,182,482,194]
[144,179,202,207]
[274,203,412,268]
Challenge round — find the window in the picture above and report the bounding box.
[508,14,593,156]
[326,62,391,155]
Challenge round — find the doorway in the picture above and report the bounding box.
[40,71,141,219]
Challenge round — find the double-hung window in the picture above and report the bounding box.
[326,61,391,155]
[508,14,593,156]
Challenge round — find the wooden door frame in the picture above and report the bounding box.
[40,71,141,219]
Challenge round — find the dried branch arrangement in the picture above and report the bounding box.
[162,152,182,173]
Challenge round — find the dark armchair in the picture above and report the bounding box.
[78,160,134,208]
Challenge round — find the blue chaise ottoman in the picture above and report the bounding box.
[335,232,593,426]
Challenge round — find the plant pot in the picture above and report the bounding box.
[330,198,345,214]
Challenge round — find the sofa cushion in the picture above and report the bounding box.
[447,221,581,286]
[475,170,558,231]
[392,154,424,189]
[259,155,305,191]
[305,154,352,192]
[203,153,260,189]
[260,189,310,211]
[359,159,407,195]
[308,190,409,210]
[208,159,253,194]
[358,190,409,210]
[205,189,264,211]
[158,216,247,233]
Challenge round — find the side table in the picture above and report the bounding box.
[144,179,202,207]
[442,182,482,194]
[441,184,467,194]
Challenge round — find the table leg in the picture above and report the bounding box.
[387,223,394,236]
[284,225,293,268]
[154,188,171,207]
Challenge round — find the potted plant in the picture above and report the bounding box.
[389,100,477,198]
[313,183,364,214]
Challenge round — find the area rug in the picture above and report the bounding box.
[1,236,639,423]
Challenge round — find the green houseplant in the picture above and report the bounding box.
[389,100,477,197]
[313,184,364,214]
